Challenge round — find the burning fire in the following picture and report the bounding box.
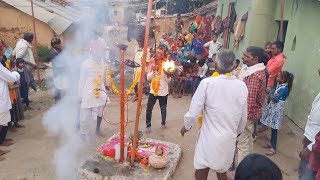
[163,60,175,72]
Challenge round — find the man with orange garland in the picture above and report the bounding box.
[145,50,172,133]
[78,40,110,138]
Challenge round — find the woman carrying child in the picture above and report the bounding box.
[260,71,294,156]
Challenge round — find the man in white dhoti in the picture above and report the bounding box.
[0,53,20,160]
[181,49,248,180]
[78,40,110,138]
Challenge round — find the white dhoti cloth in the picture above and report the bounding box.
[80,106,104,135]
[0,111,11,126]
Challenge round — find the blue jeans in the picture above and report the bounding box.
[184,77,193,94]
[146,94,168,128]
[271,128,278,150]
[299,160,317,180]
[191,77,201,95]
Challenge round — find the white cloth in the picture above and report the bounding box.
[184,75,248,172]
[14,39,35,65]
[133,48,150,83]
[78,58,110,109]
[238,63,265,81]
[147,70,171,96]
[197,64,208,78]
[80,107,104,135]
[0,64,20,114]
[203,40,222,59]
[304,92,320,150]
[0,111,11,126]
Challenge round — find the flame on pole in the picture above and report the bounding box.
[130,0,153,166]
[30,0,41,87]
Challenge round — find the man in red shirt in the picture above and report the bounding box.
[267,41,285,89]
[237,46,267,164]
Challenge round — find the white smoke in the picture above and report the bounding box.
[42,1,120,179]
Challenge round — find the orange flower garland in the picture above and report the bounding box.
[93,62,103,98]
[106,66,141,97]
[198,72,231,128]
[151,66,162,96]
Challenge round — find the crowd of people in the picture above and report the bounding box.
[0,16,319,180]
[140,15,320,180]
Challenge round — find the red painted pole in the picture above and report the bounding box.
[30,0,41,87]
[117,44,128,163]
[130,0,153,166]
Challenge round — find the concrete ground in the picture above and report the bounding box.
[0,90,302,180]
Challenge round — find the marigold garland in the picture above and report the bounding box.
[106,66,141,97]
[151,66,162,96]
[93,62,103,98]
[198,72,232,128]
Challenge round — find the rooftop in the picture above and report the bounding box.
[1,0,83,35]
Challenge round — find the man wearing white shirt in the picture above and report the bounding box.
[299,89,320,180]
[145,57,171,132]
[0,53,20,160]
[181,49,248,180]
[203,33,222,63]
[78,40,110,138]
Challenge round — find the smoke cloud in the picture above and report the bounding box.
[42,1,122,179]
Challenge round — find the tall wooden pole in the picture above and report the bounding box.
[30,0,41,87]
[280,0,284,42]
[117,44,128,163]
[130,0,153,166]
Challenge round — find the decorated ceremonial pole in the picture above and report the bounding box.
[117,44,128,163]
[30,0,41,87]
[131,0,153,166]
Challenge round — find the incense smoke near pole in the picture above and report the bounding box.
[42,1,120,179]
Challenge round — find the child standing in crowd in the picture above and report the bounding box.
[191,59,207,95]
[265,41,272,61]
[260,71,294,156]
[0,52,20,157]
[203,33,222,63]
[232,59,241,78]
[191,31,205,60]
[16,58,31,111]
[172,61,184,98]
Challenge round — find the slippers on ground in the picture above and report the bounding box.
[265,149,276,156]
[262,144,272,149]
[0,150,10,156]
[258,126,268,133]
[0,141,14,147]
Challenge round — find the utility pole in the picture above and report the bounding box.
[30,0,41,87]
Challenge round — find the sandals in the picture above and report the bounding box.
[0,141,14,147]
[262,144,272,149]
[0,150,10,156]
[258,126,268,133]
[265,148,276,156]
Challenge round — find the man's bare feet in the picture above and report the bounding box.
[96,130,107,137]
[9,127,17,132]
[4,138,13,142]
[14,123,25,128]
[0,150,10,156]
[0,141,14,147]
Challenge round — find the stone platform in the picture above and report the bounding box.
[78,139,182,180]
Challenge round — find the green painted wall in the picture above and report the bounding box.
[216,0,320,128]
[276,0,320,128]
